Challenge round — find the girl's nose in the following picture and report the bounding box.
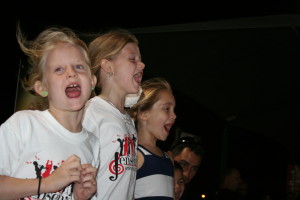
[67,67,77,78]
[138,61,145,70]
[171,111,177,120]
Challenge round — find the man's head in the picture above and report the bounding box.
[170,137,204,184]
[220,168,242,191]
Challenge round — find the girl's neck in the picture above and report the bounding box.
[99,94,125,114]
[48,108,83,132]
[140,142,163,157]
[138,132,163,156]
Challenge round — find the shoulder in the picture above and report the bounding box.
[137,145,152,155]
[85,128,100,142]
[83,97,107,125]
[84,97,113,118]
[85,96,103,109]
[165,151,173,160]
[0,110,47,141]
[4,110,45,124]
[137,149,145,169]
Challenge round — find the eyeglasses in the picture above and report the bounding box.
[171,136,202,150]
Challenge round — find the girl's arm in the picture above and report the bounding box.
[0,176,40,200]
[0,154,82,200]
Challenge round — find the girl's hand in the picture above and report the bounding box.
[43,154,82,193]
[73,163,98,200]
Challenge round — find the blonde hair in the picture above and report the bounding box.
[88,28,139,92]
[129,77,172,122]
[17,25,90,94]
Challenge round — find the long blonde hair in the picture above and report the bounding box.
[17,25,90,94]
[88,28,139,93]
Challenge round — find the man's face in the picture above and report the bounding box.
[173,147,201,184]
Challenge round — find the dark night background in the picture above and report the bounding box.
[4,1,300,199]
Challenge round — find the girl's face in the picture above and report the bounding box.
[40,44,95,112]
[144,90,176,141]
[174,169,185,200]
[110,42,145,96]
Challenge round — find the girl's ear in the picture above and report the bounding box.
[34,81,48,97]
[91,75,97,88]
[138,111,148,121]
[100,59,113,73]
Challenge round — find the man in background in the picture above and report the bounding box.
[169,136,205,199]
[213,167,242,200]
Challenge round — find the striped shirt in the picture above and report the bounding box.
[135,145,174,200]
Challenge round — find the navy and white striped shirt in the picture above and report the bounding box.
[135,145,174,200]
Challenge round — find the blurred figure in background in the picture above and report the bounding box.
[213,167,242,200]
[174,160,185,200]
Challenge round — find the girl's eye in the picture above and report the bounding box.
[55,67,64,73]
[75,65,84,70]
[129,56,140,62]
[165,107,173,113]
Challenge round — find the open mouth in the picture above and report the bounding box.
[134,72,143,84]
[65,84,81,98]
[164,123,173,132]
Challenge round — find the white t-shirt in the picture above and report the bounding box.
[83,96,138,200]
[0,110,100,200]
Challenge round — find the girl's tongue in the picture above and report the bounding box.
[65,86,81,98]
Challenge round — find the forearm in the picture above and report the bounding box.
[0,175,41,200]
